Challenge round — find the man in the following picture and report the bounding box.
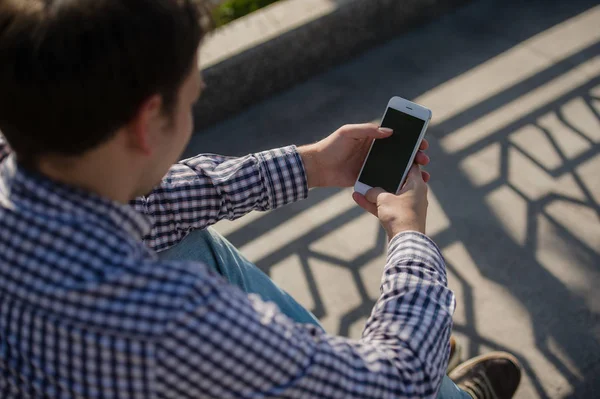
[0,0,521,398]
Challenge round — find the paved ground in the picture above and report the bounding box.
[186,1,600,397]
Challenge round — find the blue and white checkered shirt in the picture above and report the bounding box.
[0,135,455,398]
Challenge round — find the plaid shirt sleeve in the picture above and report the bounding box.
[156,232,455,399]
[132,146,308,252]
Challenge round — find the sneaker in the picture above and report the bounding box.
[448,352,522,399]
[447,336,463,374]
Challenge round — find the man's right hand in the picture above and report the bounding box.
[352,164,429,239]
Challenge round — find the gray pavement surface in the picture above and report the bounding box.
[186,1,600,397]
[194,0,470,128]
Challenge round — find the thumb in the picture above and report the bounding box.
[408,163,424,181]
[341,124,393,140]
[365,187,386,204]
[399,164,425,193]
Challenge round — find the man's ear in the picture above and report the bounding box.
[126,94,163,155]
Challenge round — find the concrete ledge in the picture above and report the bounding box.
[195,0,471,130]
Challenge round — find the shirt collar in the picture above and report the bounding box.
[0,154,151,241]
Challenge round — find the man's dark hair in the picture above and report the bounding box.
[0,0,212,165]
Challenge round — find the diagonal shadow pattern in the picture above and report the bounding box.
[187,1,600,397]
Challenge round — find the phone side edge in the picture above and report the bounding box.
[394,117,431,193]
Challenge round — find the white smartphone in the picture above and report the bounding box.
[354,96,432,195]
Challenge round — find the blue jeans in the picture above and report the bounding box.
[159,227,470,399]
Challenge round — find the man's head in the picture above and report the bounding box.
[0,0,212,200]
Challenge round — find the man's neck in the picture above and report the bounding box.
[36,150,137,204]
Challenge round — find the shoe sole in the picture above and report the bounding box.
[448,351,522,380]
[447,341,463,374]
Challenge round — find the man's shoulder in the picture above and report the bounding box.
[0,221,223,339]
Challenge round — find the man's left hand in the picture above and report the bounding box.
[299,123,430,189]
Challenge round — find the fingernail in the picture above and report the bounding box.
[378,127,393,134]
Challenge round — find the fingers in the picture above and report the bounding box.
[340,123,393,140]
[414,150,430,166]
[422,170,430,183]
[352,191,378,216]
[419,139,429,151]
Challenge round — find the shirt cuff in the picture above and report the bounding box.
[386,231,448,286]
[257,145,309,210]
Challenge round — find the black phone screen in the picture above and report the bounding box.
[358,108,425,193]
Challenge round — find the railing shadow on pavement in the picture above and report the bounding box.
[185,1,600,397]
[429,68,600,398]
